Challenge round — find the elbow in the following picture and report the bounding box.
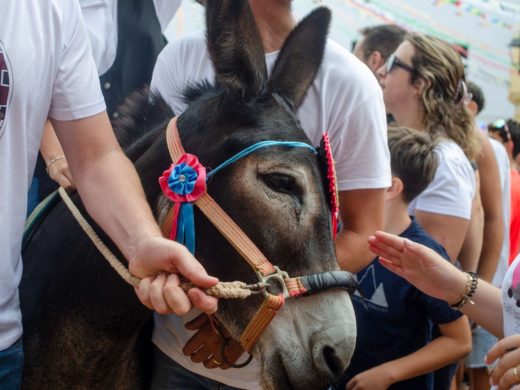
[460,339,473,358]
[454,336,473,360]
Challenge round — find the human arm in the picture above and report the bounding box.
[458,171,483,272]
[368,231,504,337]
[486,334,520,389]
[475,132,504,281]
[336,188,385,273]
[345,316,471,390]
[51,112,218,314]
[40,119,74,190]
[414,211,470,264]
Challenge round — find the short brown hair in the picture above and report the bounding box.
[360,24,407,60]
[388,126,439,203]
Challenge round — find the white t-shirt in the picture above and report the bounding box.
[79,0,181,75]
[0,0,105,351]
[150,32,391,388]
[409,139,476,220]
[489,138,511,287]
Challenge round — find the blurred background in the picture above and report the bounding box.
[164,0,520,126]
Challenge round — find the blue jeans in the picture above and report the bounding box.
[150,346,243,390]
[0,338,24,390]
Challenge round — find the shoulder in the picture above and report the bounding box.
[435,139,475,180]
[317,39,382,103]
[159,32,207,60]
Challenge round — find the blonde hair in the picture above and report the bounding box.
[406,33,479,160]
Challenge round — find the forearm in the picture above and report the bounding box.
[336,229,375,273]
[459,277,504,337]
[379,333,470,384]
[336,188,385,273]
[458,198,483,273]
[477,218,503,282]
[73,149,162,261]
[51,112,162,262]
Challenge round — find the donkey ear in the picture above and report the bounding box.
[269,7,331,108]
[205,0,267,96]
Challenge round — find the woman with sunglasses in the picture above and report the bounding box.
[377,33,480,265]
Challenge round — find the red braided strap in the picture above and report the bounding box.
[285,277,307,297]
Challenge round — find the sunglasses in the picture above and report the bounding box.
[489,119,511,142]
[385,54,416,74]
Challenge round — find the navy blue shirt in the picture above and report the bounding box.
[339,219,462,390]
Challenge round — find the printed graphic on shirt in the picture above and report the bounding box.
[505,261,520,333]
[353,264,388,312]
[0,41,13,140]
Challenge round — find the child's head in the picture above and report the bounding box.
[388,126,438,204]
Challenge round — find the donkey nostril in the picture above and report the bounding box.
[321,345,344,381]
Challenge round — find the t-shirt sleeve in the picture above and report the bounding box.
[411,146,475,220]
[49,0,106,121]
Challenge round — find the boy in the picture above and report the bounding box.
[335,127,472,389]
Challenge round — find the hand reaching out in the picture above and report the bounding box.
[368,231,467,305]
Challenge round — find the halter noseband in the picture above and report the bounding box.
[160,117,357,355]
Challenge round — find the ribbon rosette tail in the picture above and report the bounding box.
[159,154,207,253]
[317,133,339,238]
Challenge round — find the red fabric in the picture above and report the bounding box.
[510,169,520,264]
[322,133,339,239]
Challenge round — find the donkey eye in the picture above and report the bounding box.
[263,173,299,196]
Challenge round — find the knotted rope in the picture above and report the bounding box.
[58,187,262,299]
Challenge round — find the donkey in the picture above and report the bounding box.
[20,2,356,389]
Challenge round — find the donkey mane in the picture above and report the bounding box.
[111,88,173,150]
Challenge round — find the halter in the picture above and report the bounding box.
[160,117,357,354]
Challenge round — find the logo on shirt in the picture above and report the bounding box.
[354,264,388,312]
[0,41,13,140]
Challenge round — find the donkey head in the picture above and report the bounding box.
[168,1,356,388]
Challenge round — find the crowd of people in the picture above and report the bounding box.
[1,0,520,389]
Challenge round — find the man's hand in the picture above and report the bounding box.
[131,237,219,315]
[182,314,245,370]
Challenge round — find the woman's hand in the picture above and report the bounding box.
[487,335,520,389]
[368,231,467,305]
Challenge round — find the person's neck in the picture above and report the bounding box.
[249,0,296,53]
[383,200,412,235]
[392,102,426,131]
